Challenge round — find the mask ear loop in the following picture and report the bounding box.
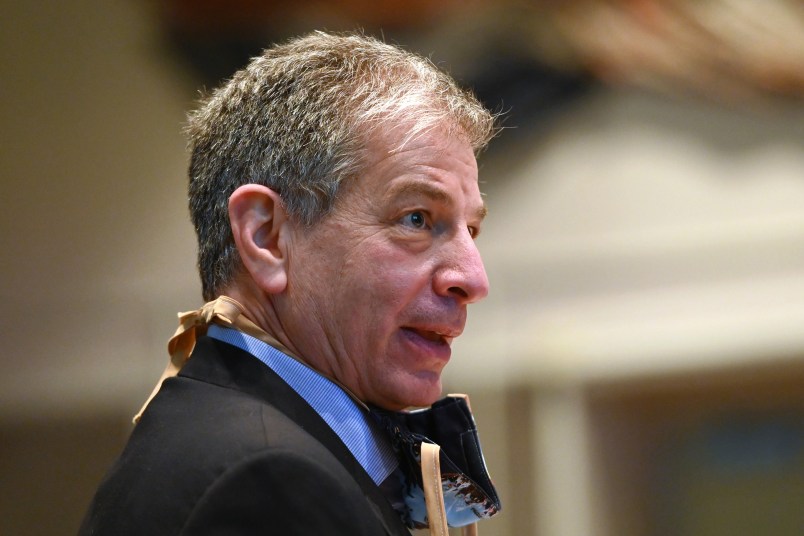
[421,442,479,536]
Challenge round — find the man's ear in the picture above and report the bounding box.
[228,184,290,294]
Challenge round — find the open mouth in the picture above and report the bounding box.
[403,327,450,345]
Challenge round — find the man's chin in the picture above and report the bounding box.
[366,368,444,410]
[393,377,443,410]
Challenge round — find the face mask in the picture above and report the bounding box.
[371,395,502,529]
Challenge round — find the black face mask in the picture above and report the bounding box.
[371,395,502,529]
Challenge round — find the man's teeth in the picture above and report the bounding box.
[416,329,443,342]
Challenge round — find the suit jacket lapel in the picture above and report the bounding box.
[179,336,409,536]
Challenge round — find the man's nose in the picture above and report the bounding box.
[434,230,490,304]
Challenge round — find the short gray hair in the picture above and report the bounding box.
[187,31,496,301]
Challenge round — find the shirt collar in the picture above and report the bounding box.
[206,324,398,485]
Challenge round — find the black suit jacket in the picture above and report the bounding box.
[79,337,411,535]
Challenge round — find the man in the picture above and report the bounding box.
[80,31,499,535]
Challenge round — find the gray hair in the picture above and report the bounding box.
[187,31,496,301]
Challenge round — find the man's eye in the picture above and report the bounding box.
[401,211,428,230]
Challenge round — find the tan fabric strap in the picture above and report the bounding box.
[420,442,480,536]
[463,522,479,536]
[421,442,449,536]
[133,296,298,423]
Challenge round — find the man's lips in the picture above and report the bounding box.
[401,326,461,346]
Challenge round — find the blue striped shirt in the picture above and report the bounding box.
[206,324,398,485]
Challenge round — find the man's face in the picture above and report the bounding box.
[280,126,489,410]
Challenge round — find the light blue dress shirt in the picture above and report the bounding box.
[206,324,398,485]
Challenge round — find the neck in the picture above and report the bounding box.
[220,284,299,354]
[214,288,371,411]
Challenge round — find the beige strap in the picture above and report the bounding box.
[463,523,479,536]
[133,296,298,423]
[133,295,372,423]
[422,395,480,536]
[421,442,449,536]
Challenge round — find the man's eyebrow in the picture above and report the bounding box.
[391,181,488,221]
[393,182,451,204]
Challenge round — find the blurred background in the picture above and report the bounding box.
[2,1,803,535]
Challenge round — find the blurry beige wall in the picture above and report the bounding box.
[1,1,198,420]
[2,1,803,535]
[449,89,804,535]
[1,2,199,534]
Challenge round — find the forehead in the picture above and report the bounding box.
[356,126,484,210]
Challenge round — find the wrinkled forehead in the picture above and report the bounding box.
[349,120,483,208]
[354,117,476,173]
